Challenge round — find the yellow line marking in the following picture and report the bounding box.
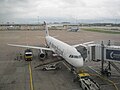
[29,62,34,90]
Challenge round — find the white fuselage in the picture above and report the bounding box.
[45,36,83,67]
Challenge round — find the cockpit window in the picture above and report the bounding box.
[69,55,81,58]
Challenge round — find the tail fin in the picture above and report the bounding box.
[44,21,49,36]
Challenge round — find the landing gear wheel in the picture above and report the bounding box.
[79,81,82,87]
[107,72,111,77]
[71,68,75,73]
[42,68,46,71]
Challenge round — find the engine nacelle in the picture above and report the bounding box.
[38,49,46,60]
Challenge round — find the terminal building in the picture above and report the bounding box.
[0,24,44,30]
[0,24,66,30]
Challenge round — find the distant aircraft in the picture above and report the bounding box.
[8,22,90,70]
[68,27,79,32]
[67,25,80,32]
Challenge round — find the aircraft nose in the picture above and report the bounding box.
[75,58,84,67]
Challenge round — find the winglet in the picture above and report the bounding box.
[44,21,49,36]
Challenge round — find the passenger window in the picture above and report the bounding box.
[71,55,73,58]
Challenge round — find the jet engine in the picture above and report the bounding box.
[38,49,46,60]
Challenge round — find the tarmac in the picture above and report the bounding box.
[0,30,120,90]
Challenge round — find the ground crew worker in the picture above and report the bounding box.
[19,53,22,60]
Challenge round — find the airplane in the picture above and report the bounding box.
[8,22,86,70]
[67,25,80,32]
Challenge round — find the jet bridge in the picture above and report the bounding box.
[76,40,120,75]
[84,41,120,62]
[89,41,120,75]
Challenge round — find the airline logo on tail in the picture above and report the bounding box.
[44,21,49,36]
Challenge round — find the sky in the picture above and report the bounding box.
[0,0,120,24]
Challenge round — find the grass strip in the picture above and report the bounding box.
[82,28,120,34]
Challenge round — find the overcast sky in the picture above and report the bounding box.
[0,0,120,23]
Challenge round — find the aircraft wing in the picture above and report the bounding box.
[8,44,53,51]
[72,41,94,48]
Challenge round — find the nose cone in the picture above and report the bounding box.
[65,57,84,68]
[74,57,84,67]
